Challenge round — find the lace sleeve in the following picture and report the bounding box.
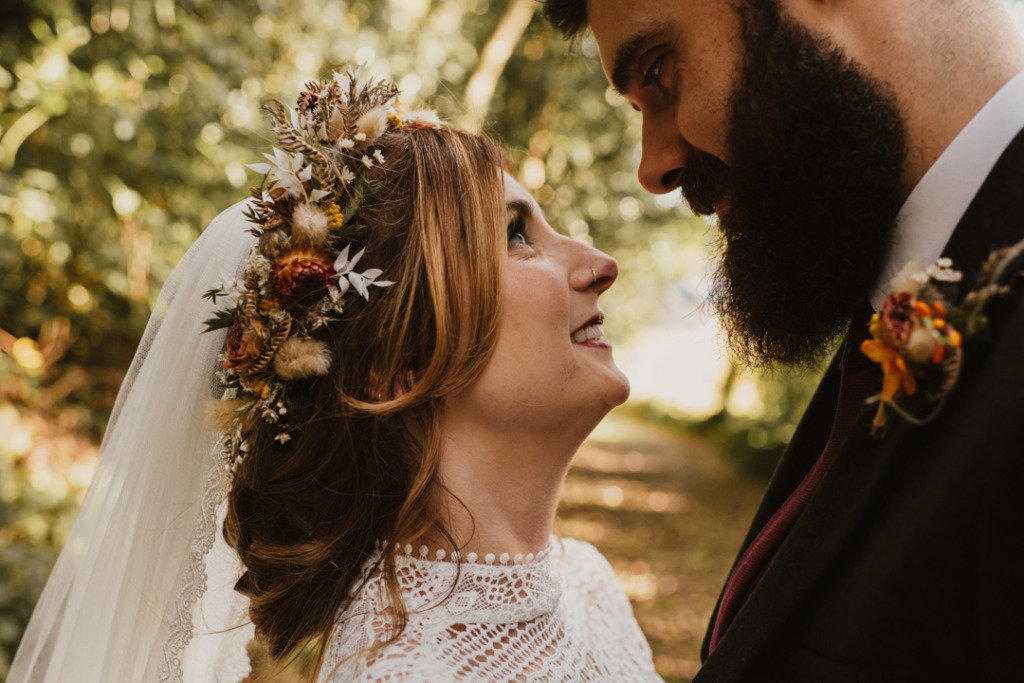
[559,538,658,674]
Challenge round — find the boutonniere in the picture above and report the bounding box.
[862,240,1024,439]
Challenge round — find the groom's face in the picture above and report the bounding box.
[589,0,908,367]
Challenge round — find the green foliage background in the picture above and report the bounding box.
[0,0,831,676]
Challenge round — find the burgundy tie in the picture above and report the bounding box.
[709,310,880,652]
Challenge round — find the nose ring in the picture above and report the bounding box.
[591,267,598,286]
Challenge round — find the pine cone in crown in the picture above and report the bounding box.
[272,247,335,307]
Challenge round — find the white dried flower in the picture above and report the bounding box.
[247,147,311,199]
[217,277,246,308]
[889,261,927,296]
[291,202,331,246]
[400,109,443,128]
[926,263,963,282]
[247,254,272,282]
[274,337,331,380]
[373,149,385,164]
[333,244,364,275]
[274,432,291,444]
[361,155,374,168]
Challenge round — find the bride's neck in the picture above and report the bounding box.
[430,416,591,559]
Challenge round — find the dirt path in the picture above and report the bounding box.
[555,409,766,682]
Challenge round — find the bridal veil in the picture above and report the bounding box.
[10,201,257,682]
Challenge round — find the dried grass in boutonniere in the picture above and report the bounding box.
[862,239,1024,438]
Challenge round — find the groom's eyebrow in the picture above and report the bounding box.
[611,26,665,96]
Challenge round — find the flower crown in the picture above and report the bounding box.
[202,65,442,464]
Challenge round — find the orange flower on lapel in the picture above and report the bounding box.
[861,259,964,438]
[861,241,1024,439]
[861,338,916,399]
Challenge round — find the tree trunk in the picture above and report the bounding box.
[459,0,535,133]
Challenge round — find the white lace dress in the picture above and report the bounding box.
[317,536,662,681]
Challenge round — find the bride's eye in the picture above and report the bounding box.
[507,215,529,248]
[505,199,534,250]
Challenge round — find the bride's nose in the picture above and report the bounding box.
[571,249,618,293]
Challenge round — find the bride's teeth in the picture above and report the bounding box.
[571,323,605,343]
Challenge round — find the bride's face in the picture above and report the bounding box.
[448,173,629,433]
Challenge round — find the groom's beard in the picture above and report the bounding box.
[684,0,908,368]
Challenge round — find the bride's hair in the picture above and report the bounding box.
[223,126,507,667]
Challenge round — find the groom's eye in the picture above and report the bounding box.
[640,52,669,94]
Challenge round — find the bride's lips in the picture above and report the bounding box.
[570,314,610,348]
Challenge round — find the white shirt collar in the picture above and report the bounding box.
[871,67,1024,309]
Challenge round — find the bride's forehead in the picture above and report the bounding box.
[501,171,539,211]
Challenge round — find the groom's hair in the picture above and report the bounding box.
[543,0,588,39]
[543,0,794,39]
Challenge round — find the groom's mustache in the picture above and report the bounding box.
[679,149,733,217]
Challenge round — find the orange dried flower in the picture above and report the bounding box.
[272,247,335,306]
[879,292,917,348]
[224,322,263,370]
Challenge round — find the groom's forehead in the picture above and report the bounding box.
[587,0,729,81]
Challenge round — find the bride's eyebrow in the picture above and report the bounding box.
[506,199,533,222]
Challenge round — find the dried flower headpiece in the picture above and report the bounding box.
[862,240,1024,438]
[201,64,442,465]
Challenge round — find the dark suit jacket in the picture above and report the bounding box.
[695,128,1024,682]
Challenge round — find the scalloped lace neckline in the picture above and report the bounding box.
[367,535,564,624]
[391,534,558,566]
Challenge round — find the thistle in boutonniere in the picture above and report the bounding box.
[862,241,1024,438]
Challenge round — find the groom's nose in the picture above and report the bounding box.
[638,110,689,194]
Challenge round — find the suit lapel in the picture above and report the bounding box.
[700,353,842,658]
[701,403,900,677]
[699,125,1024,677]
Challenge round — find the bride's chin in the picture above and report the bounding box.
[606,373,631,408]
[594,363,631,407]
